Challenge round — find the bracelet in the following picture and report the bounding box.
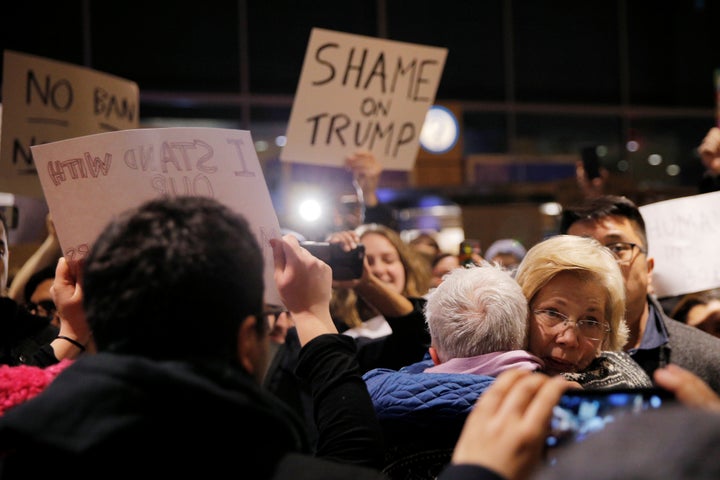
[56,335,86,352]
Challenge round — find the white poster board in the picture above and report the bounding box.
[280,28,447,171]
[1,50,139,197]
[30,127,282,305]
[640,190,720,298]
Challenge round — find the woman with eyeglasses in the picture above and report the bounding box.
[515,234,652,388]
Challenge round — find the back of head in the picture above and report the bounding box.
[559,195,647,247]
[83,196,265,361]
[23,265,57,304]
[424,263,529,362]
[514,235,628,351]
[484,238,527,271]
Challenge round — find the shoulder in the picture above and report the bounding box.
[364,368,494,413]
[665,318,720,354]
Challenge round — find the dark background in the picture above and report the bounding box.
[2,0,719,232]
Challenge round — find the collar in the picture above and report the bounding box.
[628,297,670,354]
[423,350,544,376]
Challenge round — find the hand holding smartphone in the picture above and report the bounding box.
[300,241,365,281]
[545,387,675,466]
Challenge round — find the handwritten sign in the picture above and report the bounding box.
[30,127,283,305]
[640,190,720,298]
[280,28,447,171]
[0,50,139,197]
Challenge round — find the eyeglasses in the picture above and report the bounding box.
[603,242,647,265]
[26,299,57,319]
[263,305,289,326]
[533,309,610,342]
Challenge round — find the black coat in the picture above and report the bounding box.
[0,335,386,479]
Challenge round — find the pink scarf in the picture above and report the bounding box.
[0,359,73,415]
[424,350,544,377]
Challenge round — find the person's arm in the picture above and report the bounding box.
[345,150,398,229]
[271,234,336,346]
[48,258,92,360]
[698,126,720,193]
[271,234,385,468]
[440,369,567,480]
[7,214,62,303]
[346,150,383,209]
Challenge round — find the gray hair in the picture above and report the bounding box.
[424,263,529,363]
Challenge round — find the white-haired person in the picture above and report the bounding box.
[363,263,554,476]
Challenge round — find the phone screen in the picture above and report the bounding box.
[545,387,675,466]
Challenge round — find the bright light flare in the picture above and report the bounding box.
[298,198,323,222]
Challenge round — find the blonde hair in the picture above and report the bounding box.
[514,235,628,351]
[331,223,431,328]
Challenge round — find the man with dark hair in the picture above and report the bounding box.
[560,195,720,393]
[0,196,386,478]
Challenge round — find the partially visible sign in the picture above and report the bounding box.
[281,28,447,171]
[30,127,282,305]
[1,50,139,197]
[640,191,720,298]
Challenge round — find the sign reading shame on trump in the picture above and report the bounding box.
[280,28,448,171]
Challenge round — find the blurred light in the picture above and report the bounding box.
[596,145,608,157]
[647,154,662,166]
[626,140,639,152]
[275,135,287,147]
[255,140,269,152]
[539,202,562,216]
[666,164,681,176]
[617,160,630,172]
[298,198,323,222]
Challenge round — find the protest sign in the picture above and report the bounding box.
[1,50,139,197]
[30,127,283,305]
[640,190,720,298]
[280,28,447,171]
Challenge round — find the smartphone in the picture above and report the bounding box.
[458,239,481,267]
[545,387,675,466]
[580,145,601,180]
[300,241,365,281]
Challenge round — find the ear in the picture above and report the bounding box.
[645,256,655,295]
[428,346,441,365]
[237,315,261,375]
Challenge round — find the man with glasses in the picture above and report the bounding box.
[560,195,720,393]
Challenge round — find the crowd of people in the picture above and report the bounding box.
[0,128,718,479]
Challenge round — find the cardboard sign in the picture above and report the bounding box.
[30,127,282,305]
[0,50,139,197]
[280,28,447,171]
[640,190,720,298]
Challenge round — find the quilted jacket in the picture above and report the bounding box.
[363,359,495,452]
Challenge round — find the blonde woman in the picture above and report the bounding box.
[515,234,651,388]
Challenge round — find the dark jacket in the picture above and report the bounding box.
[0,334,386,479]
[264,297,430,447]
[632,296,720,394]
[0,297,58,367]
[364,359,495,463]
